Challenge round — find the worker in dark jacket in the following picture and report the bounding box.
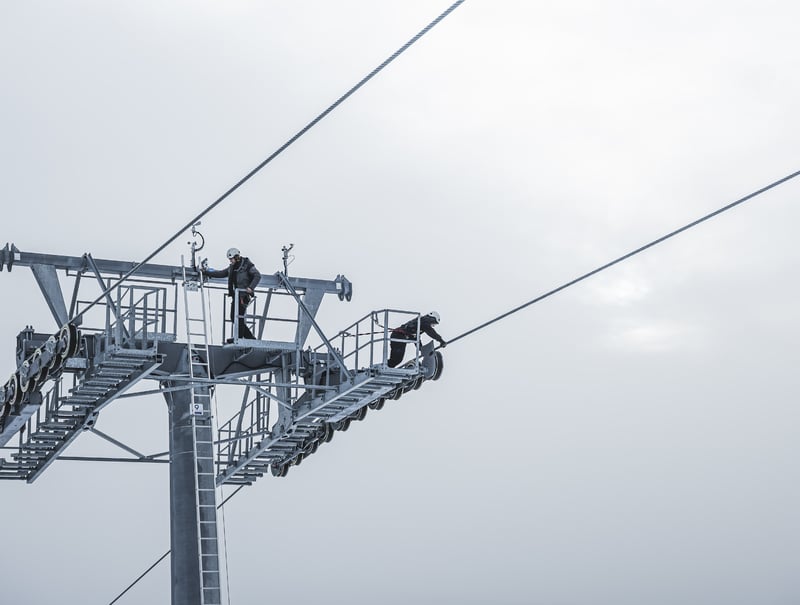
[203,247,261,341]
[387,312,446,368]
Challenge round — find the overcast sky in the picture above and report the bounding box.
[1,1,799,604]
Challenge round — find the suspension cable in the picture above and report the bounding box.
[105,4,467,602]
[106,167,799,603]
[444,168,800,347]
[73,0,466,326]
[108,486,245,605]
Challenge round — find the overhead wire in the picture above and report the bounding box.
[73,0,466,326]
[104,3,467,602]
[108,486,245,605]
[90,0,799,598]
[106,167,800,605]
[105,165,800,601]
[444,168,800,347]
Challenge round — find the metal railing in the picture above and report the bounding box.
[73,283,177,350]
[216,382,273,470]
[321,309,423,372]
[110,285,173,350]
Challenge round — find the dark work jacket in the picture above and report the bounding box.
[393,315,444,343]
[206,257,261,296]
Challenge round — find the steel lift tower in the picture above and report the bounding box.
[0,238,443,605]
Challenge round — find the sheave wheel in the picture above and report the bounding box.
[57,325,72,361]
[4,374,22,407]
[45,336,60,370]
[432,351,444,381]
[19,361,37,393]
[272,463,290,477]
[29,349,46,386]
[67,324,80,357]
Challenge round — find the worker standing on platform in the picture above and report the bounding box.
[387,312,446,368]
[203,247,261,342]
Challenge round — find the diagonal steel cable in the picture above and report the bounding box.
[445,168,800,347]
[108,486,244,605]
[105,3,467,602]
[75,0,466,325]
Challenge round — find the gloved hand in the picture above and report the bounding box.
[439,339,447,348]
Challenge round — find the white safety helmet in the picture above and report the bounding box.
[429,311,441,323]
[226,247,241,259]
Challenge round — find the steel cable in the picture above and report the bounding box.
[108,166,800,602]
[443,168,800,348]
[108,486,245,604]
[77,0,466,325]
[104,3,467,602]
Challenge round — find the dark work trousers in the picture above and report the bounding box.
[230,295,255,340]
[387,330,414,367]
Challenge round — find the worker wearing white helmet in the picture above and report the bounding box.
[387,312,446,368]
[202,247,262,342]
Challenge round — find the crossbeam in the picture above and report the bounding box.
[0,243,352,297]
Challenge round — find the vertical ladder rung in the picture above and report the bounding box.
[182,263,223,603]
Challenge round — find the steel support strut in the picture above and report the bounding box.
[163,351,221,605]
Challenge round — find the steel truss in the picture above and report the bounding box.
[0,243,443,484]
[0,242,443,605]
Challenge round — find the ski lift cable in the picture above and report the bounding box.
[107,486,245,605]
[443,168,800,348]
[106,167,799,604]
[103,3,467,602]
[340,159,797,348]
[105,167,800,603]
[75,0,466,325]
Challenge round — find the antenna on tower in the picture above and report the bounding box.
[188,221,205,270]
[281,243,294,275]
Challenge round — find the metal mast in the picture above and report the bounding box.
[0,242,443,603]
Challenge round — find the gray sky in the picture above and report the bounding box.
[1,1,798,604]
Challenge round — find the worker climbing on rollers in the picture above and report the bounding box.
[202,247,261,342]
[387,312,446,368]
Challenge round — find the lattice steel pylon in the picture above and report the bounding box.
[0,242,444,604]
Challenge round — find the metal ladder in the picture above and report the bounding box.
[181,264,221,605]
